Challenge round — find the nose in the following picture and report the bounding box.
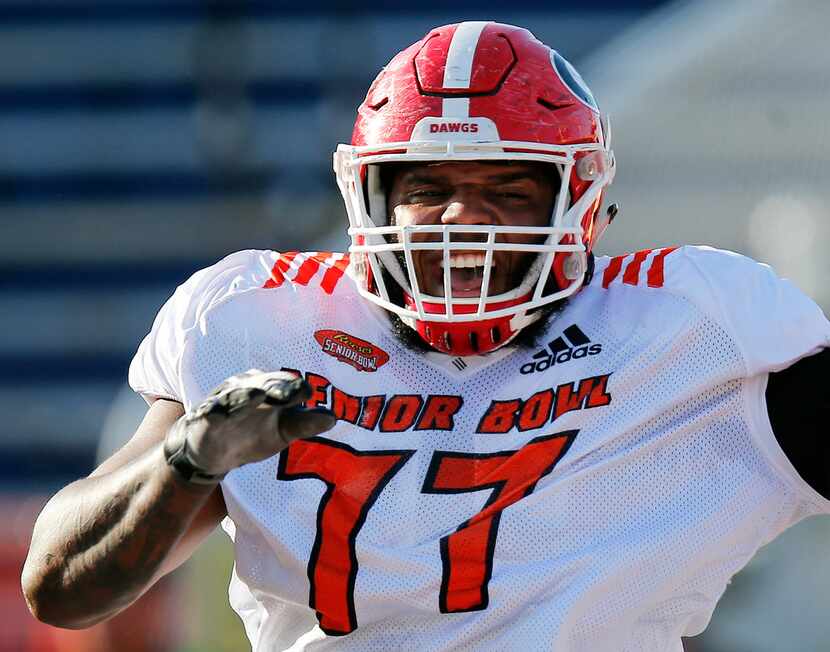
[440,190,496,226]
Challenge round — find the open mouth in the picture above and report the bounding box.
[436,252,496,297]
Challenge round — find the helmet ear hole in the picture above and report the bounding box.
[552,249,571,290]
[563,253,584,280]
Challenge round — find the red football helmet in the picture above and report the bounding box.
[334,21,615,356]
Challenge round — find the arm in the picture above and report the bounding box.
[766,347,830,499]
[22,371,335,629]
[21,398,225,629]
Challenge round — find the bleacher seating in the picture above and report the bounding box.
[0,1,661,488]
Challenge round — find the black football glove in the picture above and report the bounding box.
[163,370,336,483]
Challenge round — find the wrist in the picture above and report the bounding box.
[163,417,225,485]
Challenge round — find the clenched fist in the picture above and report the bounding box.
[163,370,336,483]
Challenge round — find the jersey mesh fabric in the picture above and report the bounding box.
[130,246,830,652]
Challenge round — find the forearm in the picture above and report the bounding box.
[22,444,216,628]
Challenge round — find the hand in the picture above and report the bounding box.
[165,370,336,478]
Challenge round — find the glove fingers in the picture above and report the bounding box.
[279,407,337,441]
[227,387,269,413]
[203,386,267,418]
[263,376,311,408]
[197,372,307,420]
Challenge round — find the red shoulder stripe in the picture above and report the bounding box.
[602,246,678,289]
[622,249,650,286]
[293,253,322,286]
[602,255,624,288]
[320,254,350,294]
[646,246,678,288]
[263,251,350,293]
[263,251,301,288]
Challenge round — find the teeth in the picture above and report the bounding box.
[440,253,494,268]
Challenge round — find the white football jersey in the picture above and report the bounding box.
[130,246,830,652]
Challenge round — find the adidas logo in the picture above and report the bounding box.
[520,325,603,375]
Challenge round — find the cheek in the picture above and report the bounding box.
[391,205,423,228]
[497,203,553,244]
[392,206,444,242]
[390,205,405,226]
[500,226,549,246]
[529,200,555,228]
[502,233,545,245]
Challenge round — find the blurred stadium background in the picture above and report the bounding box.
[3,0,829,649]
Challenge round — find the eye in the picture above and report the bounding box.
[494,189,532,201]
[407,187,448,202]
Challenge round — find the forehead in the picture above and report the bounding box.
[388,161,555,186]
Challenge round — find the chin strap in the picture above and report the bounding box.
[402,294,540,356]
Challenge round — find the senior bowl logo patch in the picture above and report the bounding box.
[314,330,390,372]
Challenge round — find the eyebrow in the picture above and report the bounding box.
[486,171,547,185]
[399,170,547,187]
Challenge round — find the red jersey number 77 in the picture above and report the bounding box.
[277,430,577,635]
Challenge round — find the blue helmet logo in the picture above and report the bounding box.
[551,51,598,111]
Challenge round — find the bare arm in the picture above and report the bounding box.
[22,371,335,630]
[21,399,226,629]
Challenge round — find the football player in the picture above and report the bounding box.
[22,22,829,651]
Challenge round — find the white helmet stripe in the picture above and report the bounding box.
[443,21,488,88]
[441,97,470,118]
[440,21,488,119]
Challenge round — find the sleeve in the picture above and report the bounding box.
[665,246,830,376]
[128,250,274,404]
